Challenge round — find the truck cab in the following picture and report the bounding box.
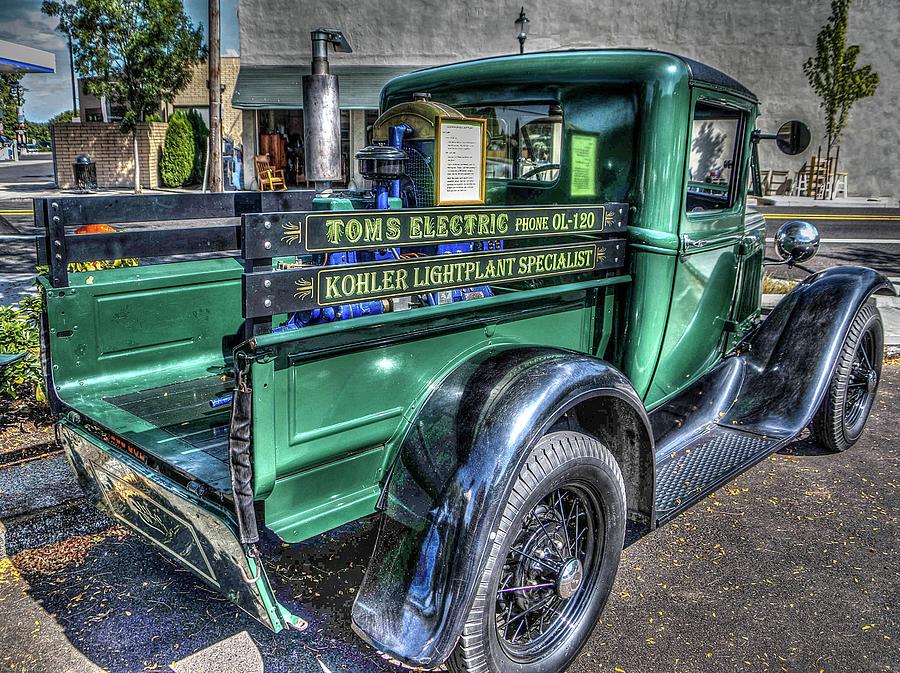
[37,48,892,673]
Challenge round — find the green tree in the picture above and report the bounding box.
[47,109,79,126]
[186,109,208,184]
[42,0,206,192]
[803,0,879,160]
[0,73,23,138]
[25,121,50,146]
[160,112,194,187]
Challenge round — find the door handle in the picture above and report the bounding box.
[682,235,708,249]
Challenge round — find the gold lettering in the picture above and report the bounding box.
[410,216,423,239]
[325,275,340,299]
[386,217,401,240]
[325,219,344,245]
[345,219,362,243]
[364,218,383,242]
[423,215,436,238]
[449,215,463,237]
[341,274,356,296]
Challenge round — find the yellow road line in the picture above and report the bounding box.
[763,213,900,220]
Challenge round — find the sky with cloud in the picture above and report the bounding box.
[0,0,239,122]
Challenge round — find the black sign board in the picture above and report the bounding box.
[243,239,626,318]
[243,203,628,258]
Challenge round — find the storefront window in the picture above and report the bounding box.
[257,109,351,187]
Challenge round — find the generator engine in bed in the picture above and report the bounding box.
[277,93,502,331]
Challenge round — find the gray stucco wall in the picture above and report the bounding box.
[239,0,898,198]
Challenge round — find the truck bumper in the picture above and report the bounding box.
[58,421,302,633]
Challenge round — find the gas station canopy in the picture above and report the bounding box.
[0,39,55,74]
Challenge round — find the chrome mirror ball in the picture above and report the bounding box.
[775,220,820,265]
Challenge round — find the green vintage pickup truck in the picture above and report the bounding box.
[37,45,893,673]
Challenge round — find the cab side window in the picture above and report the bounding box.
[686,101,744,212]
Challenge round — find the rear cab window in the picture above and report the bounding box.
[457,103,563,185]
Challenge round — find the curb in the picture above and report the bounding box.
[0,441,61,469]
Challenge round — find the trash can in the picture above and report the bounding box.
[72,154,97,191]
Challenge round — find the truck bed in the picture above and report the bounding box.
[103,375,233,492]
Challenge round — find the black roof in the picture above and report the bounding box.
[677,55,757,101]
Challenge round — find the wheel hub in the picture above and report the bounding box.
[556,558,583,599]
[866,368,878,394]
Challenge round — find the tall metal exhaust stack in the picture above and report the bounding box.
[303,28,352,191]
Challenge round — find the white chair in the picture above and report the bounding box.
[829,172,848,199]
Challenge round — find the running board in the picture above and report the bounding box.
[653,426,788,524]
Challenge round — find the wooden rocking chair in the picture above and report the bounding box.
[254,154,286,191]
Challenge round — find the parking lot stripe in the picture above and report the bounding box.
[763,214,900,220]
[765,238,900,244]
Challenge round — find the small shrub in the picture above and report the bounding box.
[160,113,194,187]
[186,109,208,184]
[762,273,798,294]
[0,294,44,402]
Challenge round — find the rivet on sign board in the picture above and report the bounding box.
[264,241,272,250]
[264,221,271,229]
[264,279,271,288]
[264,299,272,307]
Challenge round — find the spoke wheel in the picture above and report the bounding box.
[844,327,877,428]
[448,431,626,673]
[812,302,883,452]
[494,485,603,660]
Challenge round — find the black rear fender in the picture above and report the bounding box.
[350,346,652,668]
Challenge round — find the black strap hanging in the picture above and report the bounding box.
[229,358,259,545]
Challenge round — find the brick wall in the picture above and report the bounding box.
[51,122,168,190]
[172,57,242,145]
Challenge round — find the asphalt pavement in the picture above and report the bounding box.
[0,167,898,672]
[0,366,896,673]
[758,205,900,278]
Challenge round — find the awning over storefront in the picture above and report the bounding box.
[232,65,419,110]
[0,39,55,73]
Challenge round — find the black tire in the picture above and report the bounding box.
[447,431,626,673]
[811,301,883,452]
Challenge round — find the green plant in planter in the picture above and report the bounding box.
[0,294,44,402]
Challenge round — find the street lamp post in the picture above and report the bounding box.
[515,7,530,54]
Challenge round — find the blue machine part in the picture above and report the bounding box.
[208,393,234,409]
[389,124,412,198]
[429,242,496,305]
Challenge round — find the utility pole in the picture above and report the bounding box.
[67,32,78,118]
[208,0,223,192]
[64,2,78,119]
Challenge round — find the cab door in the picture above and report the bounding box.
[645,90,753,406]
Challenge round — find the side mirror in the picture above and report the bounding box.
[775,120,811,156]
[774,220,819,265]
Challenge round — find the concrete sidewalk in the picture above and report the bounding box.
[752,194,898,208]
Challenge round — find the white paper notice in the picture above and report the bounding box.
[437,120,485,205]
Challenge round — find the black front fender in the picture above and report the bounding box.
[350,347,649,668]
[723,265,895,435]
